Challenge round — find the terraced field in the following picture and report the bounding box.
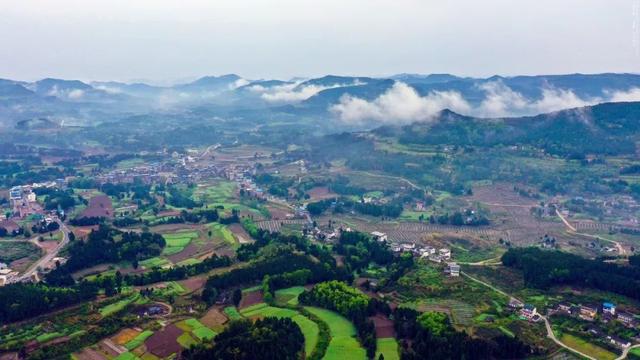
[162,231,199,256]
[304,306,366,360]
[240,303,319,356]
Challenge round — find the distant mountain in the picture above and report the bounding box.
[390,73,467,84]
[173,74,243,92]
[376,101,640,156]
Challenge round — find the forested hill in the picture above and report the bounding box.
[376,101,640,157]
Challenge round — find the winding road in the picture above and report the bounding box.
[17,219,70,282]
[556,209,626,256]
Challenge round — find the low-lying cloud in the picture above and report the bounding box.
[330,80,640,125]
[249,80,366,103]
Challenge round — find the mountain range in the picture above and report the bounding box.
[1,73,640,129]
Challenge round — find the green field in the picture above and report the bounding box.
[177,332,198,348]
[176,318,218,342]
[125,330,154,350]
[207,223,236,248]
[223,306,242,320]
[305,306,366,360]
[560,334,617,360]
[99,293,141,317]
[114,352,140,360]
[162,231,199,255]
[0,241,41,263]
[139,256,171,269]
[240,303,319,356]
[376,338,400,360]
[274,286,306,306]
[36,331,64,343]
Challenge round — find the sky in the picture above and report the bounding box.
[1,0,639,83]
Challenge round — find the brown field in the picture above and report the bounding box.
[239,290,264,309]
[200,307,229,330]
[73,348,108,360]
[306,186,336,201]
[112,328,141,345]
[266,204,293,220]
[178,276,207,293]
[370,314,395,338]
[80,195,114,219]
[144,324,183,358]
[228,223,252,244]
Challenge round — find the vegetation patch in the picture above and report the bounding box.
[305,306,366,360]
[100,293,141,317]
[125,330,154,350]
[559,334,617,360]
[375,338,400,360]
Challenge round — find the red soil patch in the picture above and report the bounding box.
[71,225,99,239]
[370,314,396,338]
[145,324,183,358]
[158,210,181,218]
[165,241,201,263]
[200,307,229,328]
[306,186,336,201]
[36,240,59,252]
[80,195,113,219]
[266,205,293,220]
[73,348,108,360]
[179,276,207,292]
[239,290,264,309]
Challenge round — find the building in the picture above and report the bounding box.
[617,312,637,327]
[508,298,524,310]
[602,302,616,316]
[445,262,460,277]
[607,335,631,348]
[579,305,598,321]
[9,186,22,200]
[370,231,387,242]
[439,248,451,260]
[521,304,537,319]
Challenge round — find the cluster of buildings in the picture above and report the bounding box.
[372,232,459,276]
[550,301,639,348]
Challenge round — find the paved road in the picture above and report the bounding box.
[18,220,70,282]
[461,271,602,360]
[616,344,640,360]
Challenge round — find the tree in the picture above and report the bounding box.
[232,288,242,306]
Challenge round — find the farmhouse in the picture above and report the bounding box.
[602,302,616,316]
[556,302,573,314]
[521,304,537,319]
[607,335,631,348]
[438,248,451,260]
[370,231,387,242]
[617,311,638,327]
[445,262,460,277]
[579,305,598,321]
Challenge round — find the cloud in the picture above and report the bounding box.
[251,80,366,103]
[229,78,250,90]
[67,89,85,99]
[607,87,640,102]
[331,80,622,125]
[46,85,85,99]
[330,82,471,125]
[93,85,123,94]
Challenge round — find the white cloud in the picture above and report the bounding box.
[251,80,366,103]
[330,80,632,125]
[330,82,470,125]
[67,89,85,99]
[93,85,123,94]
[607,87,640,102]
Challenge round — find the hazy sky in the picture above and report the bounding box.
[1,0,639,83]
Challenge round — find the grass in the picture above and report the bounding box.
[240,303,319,356]
[139,257,171,269]
[560,334,617,360]
[223,306,242,320]
[0,241,41,263]
[125,330,154,350]
[192,327,217,341]
[114,352,140,360]
[176,258,202,266]
[207,223,237,248]
[36,331,64,343]
[305,306,366,360]
[176,318,218,342]
[498,326,515,338]
[162,231,199,255]
[177,332,198,348]
[154,281,186,297]
[376,338,400,360]
[100,293,141,317]
[274,286,306,306]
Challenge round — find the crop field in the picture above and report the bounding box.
[139,256,171,269]
[255,219,309,232]
[176,318,217,342]
[161,230,199,255]
[100,293,143,317]
[305,306,366,360]
[207,223,237,248]
[114,352,140,360]
[274,286,305,306]
[223,306,242,320]
[240,303,319,356]
[125,330,153,350]
[0,241,41,263]
[559,334,617,360]
[376,338,400,360]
